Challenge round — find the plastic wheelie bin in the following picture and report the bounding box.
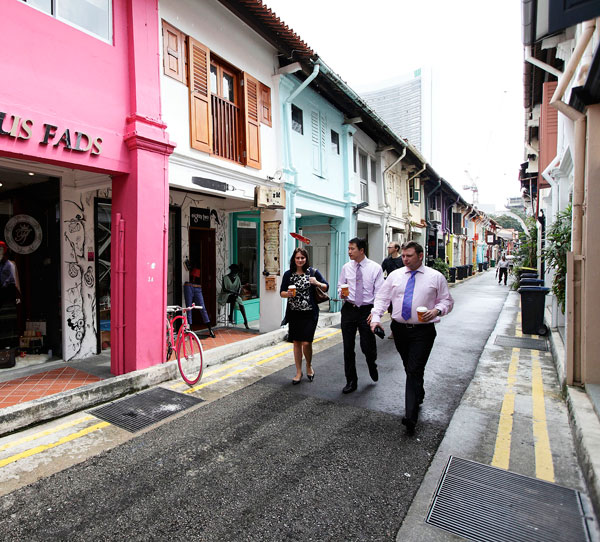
[478,263,483,272]
[520,278,544,286]
[518,286,550,335]
[449,267,456,283]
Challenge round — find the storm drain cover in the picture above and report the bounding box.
[426,456,593,542]
[494,335,548,351]
[89,387,203,432]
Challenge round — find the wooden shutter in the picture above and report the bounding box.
[162,21,185,83]
[188,38,212,153]
[259,83,272,126]
[539,81,558,189]
[242,73,261,169]
[311,111,321,174]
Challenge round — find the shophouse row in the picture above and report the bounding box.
[0,0,499,376]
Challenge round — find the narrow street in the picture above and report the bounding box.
[0,273,511,541]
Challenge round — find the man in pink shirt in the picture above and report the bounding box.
[338,237,385,394]
[370,241,454,435]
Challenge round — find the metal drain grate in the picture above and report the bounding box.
[426,456,592,542]
[495,335,548,351]
[89,387,203,432]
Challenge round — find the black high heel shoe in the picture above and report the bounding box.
[292,373,302,385]
[307,370,315,382]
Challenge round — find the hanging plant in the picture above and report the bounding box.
[542,205,572,312]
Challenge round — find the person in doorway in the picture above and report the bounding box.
[338,237,384,394]
[370,241,454,436]
[183,268,216,338]
[280,248,328,384]
[219,264,250,329]
[0,241,21,348]
[497,255,510,285]
[381,242,404,339]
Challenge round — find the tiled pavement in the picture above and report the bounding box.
[0,325,258,409]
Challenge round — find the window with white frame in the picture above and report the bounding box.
[21,0,113,42]
[370,158,376,182]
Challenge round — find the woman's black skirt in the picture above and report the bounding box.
[288,310,318,342]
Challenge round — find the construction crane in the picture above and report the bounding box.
[463,169,479,205]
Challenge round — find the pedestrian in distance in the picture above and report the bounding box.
[497,255,510,285]
[338,237,385,394]
[382,241,404,339]
[370,241,454,436]
[280,248,329,385]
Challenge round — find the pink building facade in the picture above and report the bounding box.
[0,0,173,375]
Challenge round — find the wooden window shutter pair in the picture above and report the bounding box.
[188,37,262,169]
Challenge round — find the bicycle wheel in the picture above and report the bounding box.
[166,319,173,362]
[177,330,204,385]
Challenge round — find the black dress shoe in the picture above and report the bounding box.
[208,329,216,339]
[292,373,302,385]
[368,365,378,382]
[342,381,357,394]
[402,417,416,436]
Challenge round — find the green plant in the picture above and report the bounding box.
[542,205,572,312]
[430,258,449,280]
[515,216,538,268]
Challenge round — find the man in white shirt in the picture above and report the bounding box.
[338,237,384,394]
[370,241,454,435]
[497,255,510,285]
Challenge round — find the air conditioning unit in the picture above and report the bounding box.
[254,186,286,209]
[428,209,442,223]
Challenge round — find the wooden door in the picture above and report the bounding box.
[188,228,216,329]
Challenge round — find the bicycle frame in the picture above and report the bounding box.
[166,304,193,358]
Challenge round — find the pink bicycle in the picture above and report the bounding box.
[166,304,204,385]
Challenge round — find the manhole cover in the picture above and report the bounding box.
[495,335,548,351]
[89,387,203,432]
[426,456,593,542]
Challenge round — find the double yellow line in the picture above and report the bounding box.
[0,328,341,470]
[491,348,555,482]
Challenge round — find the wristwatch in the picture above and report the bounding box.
[437,309,442,316]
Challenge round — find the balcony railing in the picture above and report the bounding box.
[211,94,240,163]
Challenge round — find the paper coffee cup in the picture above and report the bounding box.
[340,284,349,297]
[416,306,428,322]
[288,285,296,297]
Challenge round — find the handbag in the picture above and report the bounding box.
[310,268,330,304]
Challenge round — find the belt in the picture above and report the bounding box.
[345,302,373,308]
[394,322,434,328]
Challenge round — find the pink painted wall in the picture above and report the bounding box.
[0,0,132,173]
[1,0,175,374]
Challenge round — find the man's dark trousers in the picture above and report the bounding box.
[391,320,437,424]
[498,267,508,284]
[341,303,377,384]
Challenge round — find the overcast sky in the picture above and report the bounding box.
[264,0,525,212]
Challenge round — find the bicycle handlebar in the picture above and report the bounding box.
[166,304,203,314]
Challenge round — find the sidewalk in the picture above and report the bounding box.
[397,281,600,541]
[0,312,341,437]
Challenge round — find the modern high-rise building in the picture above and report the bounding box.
[361,68,432,162]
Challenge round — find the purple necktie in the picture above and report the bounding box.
[401,270,418,320]
[355,263,363,306]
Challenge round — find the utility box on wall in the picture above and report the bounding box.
[254,186,286,209]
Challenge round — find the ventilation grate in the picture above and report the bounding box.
[495,335,548,351]
[426,456,592,542]
[89,387,203,433]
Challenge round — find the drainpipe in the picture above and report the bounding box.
[548,18,596,385]
[525,46,563,78]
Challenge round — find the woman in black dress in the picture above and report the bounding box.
[280,248,329,384]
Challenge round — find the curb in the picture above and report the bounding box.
[0,312,341,437]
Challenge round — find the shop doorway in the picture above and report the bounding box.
[188,228,216,329]
[231,212,260,323]
[0,168,61,359]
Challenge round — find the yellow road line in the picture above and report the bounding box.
[531,350,555,482]
[183,329,341,394]
[0,422,110,468]
[0,415,94,453]
[171,329,338,390]
[491,348,520,470]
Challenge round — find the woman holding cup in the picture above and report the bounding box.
[280,248,329,384]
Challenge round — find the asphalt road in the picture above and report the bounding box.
[0,272,509,541]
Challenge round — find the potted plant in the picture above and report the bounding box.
[542,205,571,312]
[430,258,450,280]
